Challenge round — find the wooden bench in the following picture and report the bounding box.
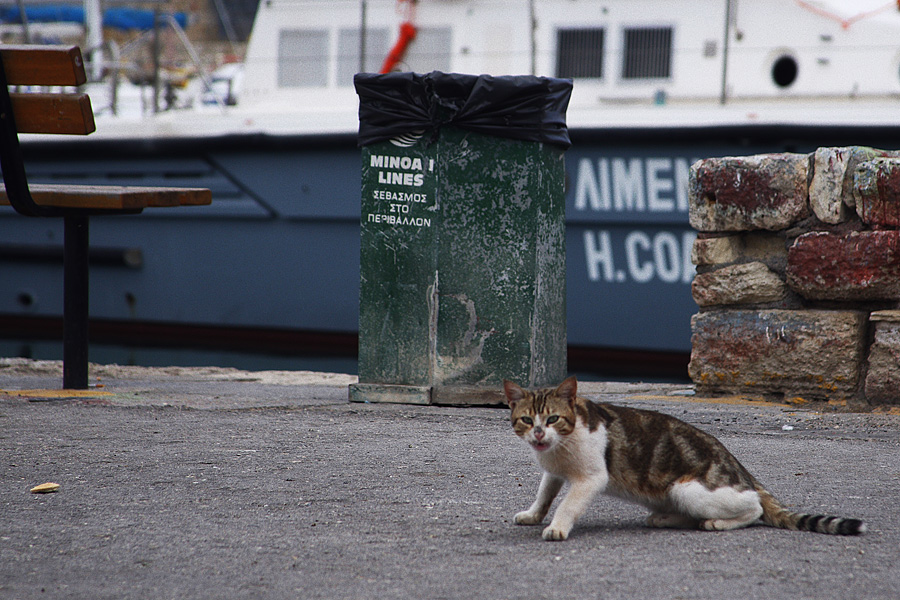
[0,45,211,389]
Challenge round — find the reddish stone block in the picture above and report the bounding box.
[689,154,809,232]
[787,231,900,301]
[854,157,900,227]
[689,310,864,398]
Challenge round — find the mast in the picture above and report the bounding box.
[84,0,103,81]
[720,0,732,105]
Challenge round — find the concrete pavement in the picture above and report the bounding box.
[1,358,899,599]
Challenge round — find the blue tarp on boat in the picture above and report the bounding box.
[0,7,188,30]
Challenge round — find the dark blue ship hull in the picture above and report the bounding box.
[3,126,899,377]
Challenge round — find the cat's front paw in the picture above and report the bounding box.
[542,525,569,541]
[514,510,544,525]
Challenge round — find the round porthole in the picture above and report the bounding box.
[772,55,798,88]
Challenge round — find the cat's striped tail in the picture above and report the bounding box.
[757,488,866,535]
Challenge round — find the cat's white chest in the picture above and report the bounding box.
[537,422,608,481]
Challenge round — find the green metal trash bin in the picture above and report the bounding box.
[349,72,572,405]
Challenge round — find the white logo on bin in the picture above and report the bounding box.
[390,131,425,148]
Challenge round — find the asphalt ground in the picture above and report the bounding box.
[1,359,899,600]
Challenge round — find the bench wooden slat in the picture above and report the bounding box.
[0,184,212,210]
[0,45,87,86]
[9,92,95,134]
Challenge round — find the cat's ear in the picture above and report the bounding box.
[503,380,525,408]
[556,376,578,404]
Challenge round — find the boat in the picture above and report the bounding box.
[4,0,900,379]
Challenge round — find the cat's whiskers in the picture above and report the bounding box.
[550,434,579,460]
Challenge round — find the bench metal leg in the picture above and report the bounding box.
[63,215,90,389]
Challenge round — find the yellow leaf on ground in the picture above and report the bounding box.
[30,482,60,494]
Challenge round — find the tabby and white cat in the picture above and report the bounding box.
[504,376,866,540]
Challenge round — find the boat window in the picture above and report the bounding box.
[621,26,672,79]
[338,27,390,86]
[278,29,329,87]
[400,27,452,73]
[772,55,798,88]
[556,28,605,79]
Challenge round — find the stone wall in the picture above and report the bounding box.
[688,147,900,404]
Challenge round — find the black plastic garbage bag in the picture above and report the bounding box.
[354,71,573,149]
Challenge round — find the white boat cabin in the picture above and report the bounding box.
[241,0,900,118]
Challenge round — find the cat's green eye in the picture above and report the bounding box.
[546,415,560,425]
[520,416,533,425]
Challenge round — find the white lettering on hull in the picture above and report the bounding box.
[574,156,694,214]
[584,229,697,285]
